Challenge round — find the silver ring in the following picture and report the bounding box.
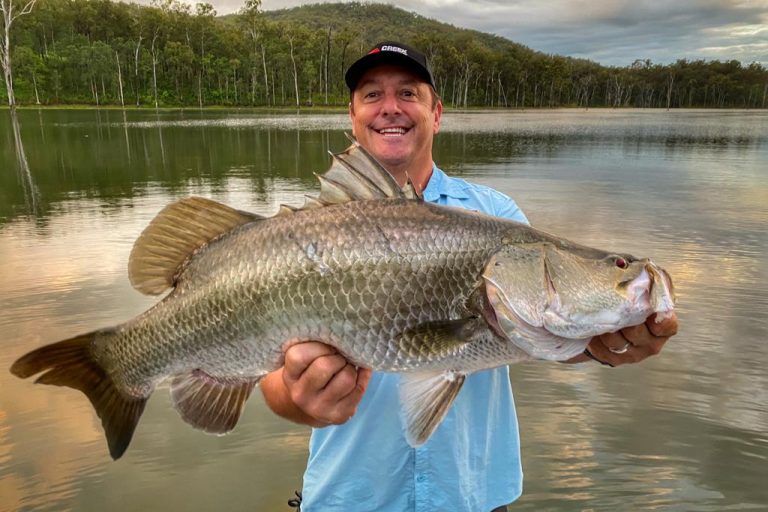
[609,342,632,354]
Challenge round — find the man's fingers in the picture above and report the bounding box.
[589,322,670,366]
[308,365,372,425]
[317,362,359,397]
[329,365,372,425]
[320,364,365,424]
[304,354,349,391]
[357,368,373,393]
[585,312,678,367]
[598,330,633,353]
[283,342,338,382]
[648,311,679,338]
[589,336,641,366]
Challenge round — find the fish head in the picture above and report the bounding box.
[483,241,676,360]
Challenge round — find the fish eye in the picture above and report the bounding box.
[615,257,628,269]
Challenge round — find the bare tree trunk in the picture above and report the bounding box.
[233,68,237,104]
[1,0,38,111]
[197,72,203,108]
[462,58,470,108]
[151,30,160,109]
[134,36,142,107]
[261,44,269,105]
[250,68,255,105]
[32,72,39,104]
[339,40,349,94]
[498,76,508,108]
[324,25,331,105]
[116,50,125,107]
[289,36,299,108]
[666,71,675,111]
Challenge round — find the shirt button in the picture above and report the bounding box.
[416,474,426,483]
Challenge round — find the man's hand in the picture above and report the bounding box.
[260,341,372,427]
[569,311,679,366]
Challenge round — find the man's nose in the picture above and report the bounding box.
[380,92,402,115]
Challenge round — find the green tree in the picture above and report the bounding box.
[12,44,42,103]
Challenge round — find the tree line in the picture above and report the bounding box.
[3,0,767,109]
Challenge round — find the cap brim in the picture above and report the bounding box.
[345,52,434,91]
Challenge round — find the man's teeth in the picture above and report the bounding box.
[379,128,407,136]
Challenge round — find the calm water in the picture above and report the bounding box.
[1,108,767,511]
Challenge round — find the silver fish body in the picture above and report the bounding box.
[105,200,529,387]
[11,142,676,459]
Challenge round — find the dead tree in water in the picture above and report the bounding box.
[0,0,37,111]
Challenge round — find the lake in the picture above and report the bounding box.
[1,108,767,511]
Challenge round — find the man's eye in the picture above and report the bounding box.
[402,90,415,97]
[365,91,380,99]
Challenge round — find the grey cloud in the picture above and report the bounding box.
[176,0,768,66]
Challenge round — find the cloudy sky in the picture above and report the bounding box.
[172,0,768,66]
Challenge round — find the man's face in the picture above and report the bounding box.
[349,65,442,176]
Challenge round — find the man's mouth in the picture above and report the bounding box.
[375,127,410,137]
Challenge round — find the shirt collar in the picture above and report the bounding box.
[422,163,470,201]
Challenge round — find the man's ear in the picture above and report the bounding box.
[349,101,356,137]
[433,100,443,134]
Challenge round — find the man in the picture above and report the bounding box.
[261,41,678,511]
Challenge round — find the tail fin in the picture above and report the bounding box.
[10,332,147,460]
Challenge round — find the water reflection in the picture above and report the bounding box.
[0,109,766,511]
[7,110,39,214]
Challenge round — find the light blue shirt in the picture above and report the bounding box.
[301,165,530,512]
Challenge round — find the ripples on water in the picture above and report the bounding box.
[0,109,766,511]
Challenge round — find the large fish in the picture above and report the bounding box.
[10,142,675,460]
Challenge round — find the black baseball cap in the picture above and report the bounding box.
[345,41,436,91]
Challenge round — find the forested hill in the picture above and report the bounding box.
[263,2,533,57]
[4,0,767,109]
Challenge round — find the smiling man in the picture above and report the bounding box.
[259,41,678,512]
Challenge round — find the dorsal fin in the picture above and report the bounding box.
[313,136,425,207]
[321,139,405,202]
[128,197,263,295]
[274,137,422,216]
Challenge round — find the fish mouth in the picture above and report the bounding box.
[622,267,651,309]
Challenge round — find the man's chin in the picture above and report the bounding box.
[371,151,408,169]
[366,144,408,166]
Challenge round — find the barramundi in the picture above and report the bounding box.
[10,141,676,460]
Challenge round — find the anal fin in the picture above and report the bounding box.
[399,371,466,447]
[170,370,260,434]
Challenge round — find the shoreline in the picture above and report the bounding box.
[2,105,766,113]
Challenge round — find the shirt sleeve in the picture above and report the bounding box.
[490,190,530,225]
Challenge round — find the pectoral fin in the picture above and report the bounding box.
[397,317,484,358]
[399,371,466,447]
[170,370,261,434]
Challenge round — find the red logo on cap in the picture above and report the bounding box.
[368,48,381,55]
